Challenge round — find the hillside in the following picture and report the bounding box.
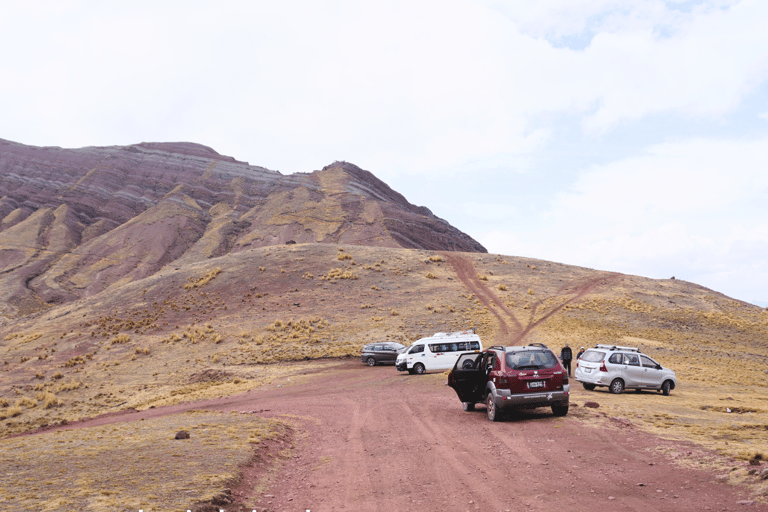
[0,138,485,318]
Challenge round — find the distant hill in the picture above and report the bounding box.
[0,138,485,317]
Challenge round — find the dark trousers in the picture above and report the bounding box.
[563,359,571,376]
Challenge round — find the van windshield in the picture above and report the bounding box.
[506,350,558,370]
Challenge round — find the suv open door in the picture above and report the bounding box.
[447,352,485,405]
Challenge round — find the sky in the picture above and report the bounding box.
[1,0,767,307]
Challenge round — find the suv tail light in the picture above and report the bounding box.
[599,361,607,372]
[497,375,509,388]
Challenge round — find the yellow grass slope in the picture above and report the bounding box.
[0,244,767,508]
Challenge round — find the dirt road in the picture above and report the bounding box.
[226,362,765,512]
[42,360,764,511]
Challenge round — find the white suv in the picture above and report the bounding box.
[575,344,677,395]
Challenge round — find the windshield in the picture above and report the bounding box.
[506,350,558,370]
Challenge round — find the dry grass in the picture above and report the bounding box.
[1,244,766,504]
[184,267,222,290]
[0,411,289,511]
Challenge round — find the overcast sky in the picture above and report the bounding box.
[1,0,767,306]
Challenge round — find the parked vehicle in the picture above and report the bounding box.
[360,342,406,366]
[575,344,677,395]
[447,343,570,420]
[395,330,482,375]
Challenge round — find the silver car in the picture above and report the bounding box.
[575,344,677,395]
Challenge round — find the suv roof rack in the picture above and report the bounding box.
[527,343,548,348]
[488,345,505,351]
[595,344,640,352]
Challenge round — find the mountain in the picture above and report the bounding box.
[0,138,485,317]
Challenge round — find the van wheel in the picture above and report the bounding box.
[413,363,425,375]
[582,383,596,391]
[486,394,500,422]
[462,402,475,412]
[662,380,672,396]
[609,379,624,394]
[366,357,376,367]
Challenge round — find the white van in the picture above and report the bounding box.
[395,330,483,374]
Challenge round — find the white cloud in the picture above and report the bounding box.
[498,136,768,302]
[1,1,767,304]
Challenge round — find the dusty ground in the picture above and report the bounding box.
[2,245,767,510]
[25,359,768,512]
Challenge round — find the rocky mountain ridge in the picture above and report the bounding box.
[0,138,485,317]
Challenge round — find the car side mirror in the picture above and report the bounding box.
[656,364,662,370]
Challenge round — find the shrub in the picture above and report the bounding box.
[498,284,508,291]
[426,273,437,279]
[43,392,59,409]
[17,396,37,409]
[110,334,130,345]
[184,267,222,290]
[1,405,22,419]
[478,275,488,281]
[321,268,358,281]
[428,255,443,262]
[527,288,535,295]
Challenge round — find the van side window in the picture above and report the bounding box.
[411,345,424,354]
[609,353,622,364]
[469,341,480,350]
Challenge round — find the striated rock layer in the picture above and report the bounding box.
[0,138,485,317]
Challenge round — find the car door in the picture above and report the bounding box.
[405,344,425,368]
[639,354,664,387]
[622,353,644,387]
[379,345,395,364]
[447,353,485,403]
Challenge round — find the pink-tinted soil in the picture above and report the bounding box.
[29,360,767,512]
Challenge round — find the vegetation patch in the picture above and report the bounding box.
[184,267,222,290]
[0,411,289,511]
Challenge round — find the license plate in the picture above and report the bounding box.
[528,381,544,389]
[584,368,592,373]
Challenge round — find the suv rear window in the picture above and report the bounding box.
[506,350,558,370]
[580,350,605,363]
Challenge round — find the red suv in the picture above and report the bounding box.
[447,344,570,421]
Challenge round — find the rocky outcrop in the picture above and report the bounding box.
[0,138,485,316]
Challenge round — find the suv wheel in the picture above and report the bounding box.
[582,383,596,391]
[486,394,500,422]
[462,402,475,412]
[552,404,569,417]
[609,378,625,394]
[413,363,425,375]
[661,380,672,396]
[366,357,376,367]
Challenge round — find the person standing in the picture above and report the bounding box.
[560,343,573,376]
[576,347,585,360]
